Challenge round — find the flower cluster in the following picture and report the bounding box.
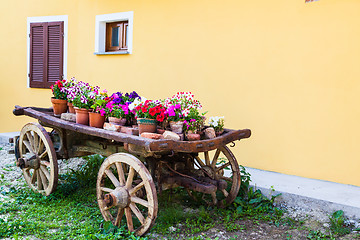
[90,90,111,116]
[104,91,141,121]
[209,116,225,132]
[135,100,166,122]
[67,80,100,109]
[50,80,68,100]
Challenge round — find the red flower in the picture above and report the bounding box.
[149,108,157,116]
[156,113,165,122]
[141,107,147,113]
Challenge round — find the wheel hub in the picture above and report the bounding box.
[104,187,130,208]
[16,155,40,169]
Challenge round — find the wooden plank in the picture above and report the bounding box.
[13,106,251,154]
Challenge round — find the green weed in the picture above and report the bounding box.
[329,210,352,236]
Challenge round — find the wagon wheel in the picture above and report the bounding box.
[97,153,158,236]
[192,146,241,208]
[18,123,58,196]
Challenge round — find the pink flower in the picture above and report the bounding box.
[99,108,106,116]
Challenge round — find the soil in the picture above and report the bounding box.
[1,143,359,240]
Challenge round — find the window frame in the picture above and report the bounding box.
[106,21,128,52]
[94,11,133,55]
[27,15,68,88]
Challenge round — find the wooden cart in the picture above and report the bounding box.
[12,106,251,236]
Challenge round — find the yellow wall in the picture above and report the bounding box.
[1,0,360,186]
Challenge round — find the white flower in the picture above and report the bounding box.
[128,96,147,111]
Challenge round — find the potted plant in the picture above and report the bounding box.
[209,116,225,136]
[105,91,141,126]
[163,92,203,134]
[65,77,77,113]
[68,81,98,125]
[135,100,166,134]
[50,79,68,117]
[89,90,109,128]
[183,108,206,141]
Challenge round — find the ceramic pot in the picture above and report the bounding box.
[137,118,157,134]
[169,121,184,134]
[51,98,67,117]
[108,117,127,126]
[74,107,90,125]
[89,112,105,128]
[186,133,201,141]
[67,102,75,114]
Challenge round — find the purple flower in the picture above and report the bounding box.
[174,104,181,110]
[190,119,196,122]
[80,95,87,104]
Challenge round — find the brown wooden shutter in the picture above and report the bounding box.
[29,22,64,88]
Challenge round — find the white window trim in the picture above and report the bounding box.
[27,15,68,88]
[94,11,133,55]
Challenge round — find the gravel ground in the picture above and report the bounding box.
[1,143,359,239]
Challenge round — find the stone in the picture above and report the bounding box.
[120,126,139,135]
[103,122,122,132]
[140,132,163,140]
[61,113,76,122]
[204,127,216,139]
[163,131,180,141]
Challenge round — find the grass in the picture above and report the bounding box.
[0,154,358,239]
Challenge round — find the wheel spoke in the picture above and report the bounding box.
[37,170,43,190]
[204,152,210,165]
[220,175,233,182]
[25,132,34,151]
[115,207,124,226]
[105,169,120,187]
[39,150,48,159]
[130,196,149,208]
[129,181,144,196]
[221,189,229,197]
[39,169,48,190]
[129,203,145,225]
[23,140,34,154]
[31,170,37,184]
[40,165,50,181]
[216,162,231,172]
[40,160,50,167]
[125,207,134,232]
[115,162,125,186]
[100,187,114,193]
[125,167,135,189]
[37,140,44,156]
[33,132,39,154]
[211,149,221,168]
[194,156,205,168]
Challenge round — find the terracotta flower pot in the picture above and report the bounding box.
[137,118,157,134]
[169,121,184,134]
[74,107,90,125]
[67,102,75,114]
[186,133,201,141]
[51,98,68,117]
[108,117,127,126]
[89,112,105,128]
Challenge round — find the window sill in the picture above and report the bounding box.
[94,51,130,55]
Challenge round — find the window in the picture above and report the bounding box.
[106,21,128,52]
[95,12,133,55]
[27,15,68,88]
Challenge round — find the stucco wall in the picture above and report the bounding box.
[1,0,359,186]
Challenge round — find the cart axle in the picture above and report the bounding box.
[161,175,224,194]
